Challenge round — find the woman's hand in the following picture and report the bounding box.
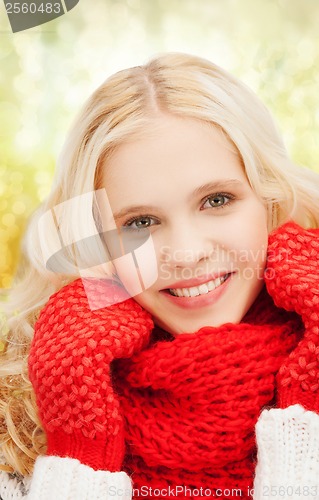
[265,221,319,411]
[28,278,153,472]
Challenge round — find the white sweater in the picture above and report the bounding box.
[1,405,319,500]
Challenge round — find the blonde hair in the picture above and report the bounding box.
[1,52,319,476]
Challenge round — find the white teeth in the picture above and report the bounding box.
[213,277,221,288]
[189,287,199,297]
[169,275,227,298]
[198,284,209,294]
[207,280,216,291]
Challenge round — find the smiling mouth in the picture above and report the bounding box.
[167,274,231,298]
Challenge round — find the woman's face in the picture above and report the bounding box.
[102,114,268,334]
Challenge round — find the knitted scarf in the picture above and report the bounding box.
[114,289,303,500]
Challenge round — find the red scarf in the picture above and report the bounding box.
[114,289,302,499]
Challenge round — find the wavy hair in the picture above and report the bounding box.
[1,52,319,475]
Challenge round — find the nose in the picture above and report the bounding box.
[159,223,213,269]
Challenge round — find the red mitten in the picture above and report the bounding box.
[265,221,319,411]
[28,278,153,471]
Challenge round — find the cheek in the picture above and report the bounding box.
[237,211,268,275]
[112,233,159,297]
[131,291,156,316]
[221,205,268,270]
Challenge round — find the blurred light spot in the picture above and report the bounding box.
[15,129,39,152]
[0,200,8,211]
[127,0,141,8]
[2,214,15,227]
[297,39,315,69]
[0,41,13,60]
[10,172,23,183]
[37,186,51,201]
[9,183,23,196]
[13,74,29,94]
[35,171,52,185]
[0,102,21,137]
[12,201,26,215]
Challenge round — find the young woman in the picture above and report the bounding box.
[1,53,319,499]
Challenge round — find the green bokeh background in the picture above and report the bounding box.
[0,0,318,289]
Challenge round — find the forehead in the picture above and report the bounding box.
[102,114,246,201]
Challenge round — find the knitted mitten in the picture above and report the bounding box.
[28,278,153,472]
[265,221,319,411]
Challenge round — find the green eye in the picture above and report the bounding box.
[203,194,232,208]
[135,217,152,228]
[125,216,157,229]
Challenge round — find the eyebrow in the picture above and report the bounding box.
[192,179,244,197]
[112,179,245,221]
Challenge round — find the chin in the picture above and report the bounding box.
[155,301,255,335]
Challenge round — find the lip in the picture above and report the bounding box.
[162,272,231,291]
[160,272,233,310]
